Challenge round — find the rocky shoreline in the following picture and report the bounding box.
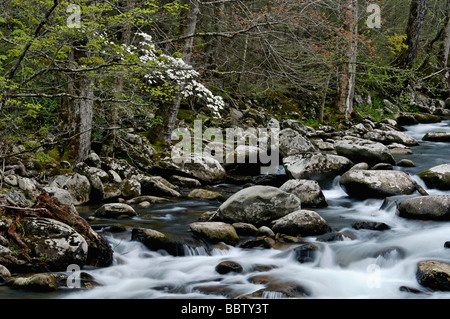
[1,100,450,294]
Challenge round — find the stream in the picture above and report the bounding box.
[3,121,450,300]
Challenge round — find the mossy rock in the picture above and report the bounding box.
[417,164,450,190]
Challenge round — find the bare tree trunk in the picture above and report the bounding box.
[396,0,430,69]
[152,0,200,144]
[65,47,94,164]
[335,0,358,119]
[442,1,450,90]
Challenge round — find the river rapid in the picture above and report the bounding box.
[4,121,450,300]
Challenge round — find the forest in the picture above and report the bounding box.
[1,0,450,300]
[0,0,449,166]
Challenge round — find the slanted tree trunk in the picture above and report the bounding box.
[152,0,200,144]
[335,0,358,119]
[396,0,430,69]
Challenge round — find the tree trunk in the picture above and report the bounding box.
[152,0,200,144]
[64,47,94,164]
[396,0,430,69]
[335,0,358,119]
[442,0,450,90]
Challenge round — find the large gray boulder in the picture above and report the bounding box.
[339,170,418,198]
[363,129,419,146]
[153,153,225,184]
[216,185,301,226]
[270,210,331,237]
[20,217,88,271]
[283,153,353,184]
[417,163,450,190]
[49,173,91,205]
[334,137,395,165]
[279,179,327,208]
[397,195,450,220]
[279,128,316,157]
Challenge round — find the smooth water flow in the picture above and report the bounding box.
[61,120,450,299]
[6,121,450,299]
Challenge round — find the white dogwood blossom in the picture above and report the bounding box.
[134,32,224,117]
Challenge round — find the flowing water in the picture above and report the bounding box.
[3,121,450,299]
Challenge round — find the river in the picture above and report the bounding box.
[2,121,450,300]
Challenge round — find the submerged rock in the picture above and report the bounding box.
[339,170,418,199]
[397,195,450,220]
[216,185,301,226]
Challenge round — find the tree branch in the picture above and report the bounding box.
[5,0,59,80]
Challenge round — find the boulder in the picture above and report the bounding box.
[84,151,102,168]
[49,173,91,205]
[334,137,395,165]
[189,222,239,245]
[278,128,316,157]
[216,185,301,226]
[17,176,40,200]
[279,179,327,208]
[418,164,450,190]
[188,189,226,201]
[339,170,418,199]
[131,228,206,256]
[422,132,450,142]
[232,222,259,237]
[283,153,353,185]
[0,264,11,281]
[169,175,202,188]
[153,152,225,184]
[6,273,59,292]
[416,260,450,291]
[270,210,331,237]
[121,178,141,198]
[19,217,88,271]
[95,203,137,218]
[351,221,391,231]
[397,195,450,220]
[42,187,78,215]
[363,129,419,146]
[100,157,140,180]
[138,175,181,197]
[215,261,243,274]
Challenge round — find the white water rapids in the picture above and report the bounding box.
[17,121,450,299]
